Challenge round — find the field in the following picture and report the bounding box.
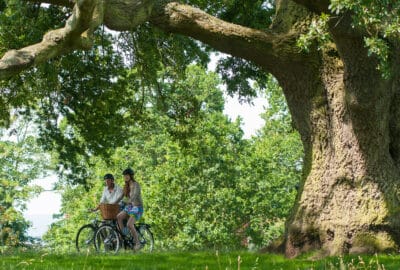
[1,250,400,270]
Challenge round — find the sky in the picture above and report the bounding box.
[23,96,267,238]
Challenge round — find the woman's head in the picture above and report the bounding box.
[122,168,134,197]
[122,168,134,182]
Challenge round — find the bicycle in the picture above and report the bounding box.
[75,216,103,252]
[75,211,116,252]
[94,220,154,253]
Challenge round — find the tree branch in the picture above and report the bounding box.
[1,0,311,79]
[0,0,104,80]
[149,2,302,73]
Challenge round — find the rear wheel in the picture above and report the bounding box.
[137,225,154,252]
[94,225,121,253]
[75,224,96,253]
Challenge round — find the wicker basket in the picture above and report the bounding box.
[99,204,120,220]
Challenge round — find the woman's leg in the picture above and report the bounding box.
[127,216,140,249]
[117,211,128,233]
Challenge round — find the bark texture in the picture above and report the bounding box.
[3,0,400,257]
[279,2,400,258]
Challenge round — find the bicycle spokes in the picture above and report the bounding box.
[95,225,120,253]
[76,225,96,253]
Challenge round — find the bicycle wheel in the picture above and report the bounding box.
[94,225,121,253]
[75,224,96,253]
[137,225,154,252]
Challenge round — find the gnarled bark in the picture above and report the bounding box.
[283,45,400,256]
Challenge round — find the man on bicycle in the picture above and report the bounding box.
[93,173,123,211]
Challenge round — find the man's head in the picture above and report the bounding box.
[103,173,115,187]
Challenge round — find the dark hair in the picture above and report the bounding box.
[122,168,134,176]
[122,168,134,197]
[103,173,114,180]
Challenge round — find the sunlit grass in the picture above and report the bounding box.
[1,250,400,269]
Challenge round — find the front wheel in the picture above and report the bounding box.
[76,224,96,253]
[94,225,121,253]
[138,225,154,252]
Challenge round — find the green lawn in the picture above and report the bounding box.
[1,251,399,269]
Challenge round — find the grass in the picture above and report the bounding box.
[1,250,400,269]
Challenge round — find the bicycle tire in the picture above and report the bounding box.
[94,225,121,253]
[75,224,97,253]
[137,224,154,252]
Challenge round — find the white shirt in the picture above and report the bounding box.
[100,184,123,204]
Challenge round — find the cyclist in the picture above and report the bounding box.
[117,168,143,251]
[92,173,123,211]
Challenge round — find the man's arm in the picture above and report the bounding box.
[112,185,124,204]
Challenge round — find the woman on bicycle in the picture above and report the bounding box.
[117,168,144,251]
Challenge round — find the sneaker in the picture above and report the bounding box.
[104,235,112,245]
[134,243,142,251]
[125,238,134,248]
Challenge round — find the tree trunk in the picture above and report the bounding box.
[280,31,400,257]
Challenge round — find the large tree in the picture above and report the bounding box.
[1,0,400,257]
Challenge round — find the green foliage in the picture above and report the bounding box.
[329,0,400,40]
[364,36,390,76]
[0,1,67,127]
[0,8,215,182]
[0,1,65,52]
[203,1,276,100]
[216,57,269,102]
[296,13,331,53]
[0,119,49,248]
[329,0,400,78]
[1,1,303,251]
[117,24,209,81]
[295,1,400,77]
[42,184,99,252]
[43,67,302,251]
[44,65,246,251]
[236,76,302,248]
[0,0,277,170]
[140,114,245,250]
[32,34,131,184]
[184,0,274,30]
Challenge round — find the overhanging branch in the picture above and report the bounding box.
[0,0,103,80]
[1,0,308,79]
[149,2,301,73]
